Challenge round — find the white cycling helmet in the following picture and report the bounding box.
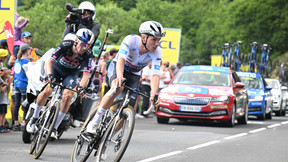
[78,1,96,20]
[139,21,165,38]
[76,28,95,45]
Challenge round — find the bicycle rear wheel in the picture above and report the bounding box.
[95,107,135,162]
[231,52,236,71]
[71,107,99,162]
[34,101,60,159]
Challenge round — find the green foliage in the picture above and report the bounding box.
[15,0,288,66]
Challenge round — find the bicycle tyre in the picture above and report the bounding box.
[249,53,257,73]
[256,54,262,74]
[34,101,60,159]
[265,58,272,77]
[95,107,135,162]
[23,108,34,144]
[231,52,236,70]
[29,101,50,154]
[71,107,99,162]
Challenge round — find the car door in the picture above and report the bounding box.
[232,72,246,112]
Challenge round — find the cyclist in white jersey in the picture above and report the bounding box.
[87,21,165,134]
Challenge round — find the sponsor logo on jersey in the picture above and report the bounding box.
[119,49,128,55]
[132,48,136,51]
[154,65,160,70]
[156,58,161,60]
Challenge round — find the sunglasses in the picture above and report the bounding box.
[80,41,89,48]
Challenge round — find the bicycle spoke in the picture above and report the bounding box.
[71,107,99,162]
[34,102,60,159]
[96,108,135,162]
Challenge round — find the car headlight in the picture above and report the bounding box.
[159,93,173,100]
[211,96,229,103]
[250,96,263,101]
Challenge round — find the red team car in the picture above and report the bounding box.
[156,65,249,127]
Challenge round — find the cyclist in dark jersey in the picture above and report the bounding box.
[26,28,95,139]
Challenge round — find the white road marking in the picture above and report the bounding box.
[224,133,248,140]
[137,151,183,162]
[247,121,265,124]
[249,127,267,133]
[281,121,288,124]
[138,120,288,161]
[186,140,221,150]
[267,123,281,128]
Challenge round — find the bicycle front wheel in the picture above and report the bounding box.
[34,101,60,159]
[95,107,135,162]
[265,58,272,77]
[71,107,99,162]
[29,101,50,154]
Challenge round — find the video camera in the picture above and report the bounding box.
[65,3,84,25]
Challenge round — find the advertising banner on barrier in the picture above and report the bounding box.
[0,0,15,40]
[159,28,181,65]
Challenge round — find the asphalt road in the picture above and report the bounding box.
[1,113,288,162]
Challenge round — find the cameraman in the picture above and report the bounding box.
[62,1,100,46]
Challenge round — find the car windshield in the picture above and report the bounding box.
[266,80,279,89]
[172,71,231,87]
[240,77,262,89]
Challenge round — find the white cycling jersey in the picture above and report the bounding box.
[114,34,162,76]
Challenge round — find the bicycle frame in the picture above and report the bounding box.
[221,43,230,67]
[258,44,268,75]
[249,42,258,72]
[234,41,242,71]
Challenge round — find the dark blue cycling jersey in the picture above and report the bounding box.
[50,40,92,73]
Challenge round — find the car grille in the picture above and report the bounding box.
[174,97,211,106]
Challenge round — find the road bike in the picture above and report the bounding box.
[29,81,78,159]
[279,63,288,86]
[248,42,259,73]
[219,43,233,68]
[257,44,272,77]
[71,79,152,162]
[231,41,243,71]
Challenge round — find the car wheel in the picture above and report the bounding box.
[265,102,272,120]
[157,116,169,124]
[281,101,286,116]
[238,101,248,124]
[226,103,235,127]
[257,104,266,120]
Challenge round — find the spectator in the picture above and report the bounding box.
[159,61,171,92]
[62,1,100,47]
[97,52,109,102]
[170,64,176,77]
[174,62,181,75]
[14,12,29,47]
[8,31,32,68]
[0,39,8,50]
[13,43,32,131]
[0,66,11,133]
[141,63,153,117]
[103,48,118,94]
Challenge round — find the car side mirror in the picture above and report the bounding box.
[281,86,287,91]
[164,80,171,84]
[235,82,245,88]
[265,86,272,91]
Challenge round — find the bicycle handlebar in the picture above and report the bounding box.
[48,81,78,93]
